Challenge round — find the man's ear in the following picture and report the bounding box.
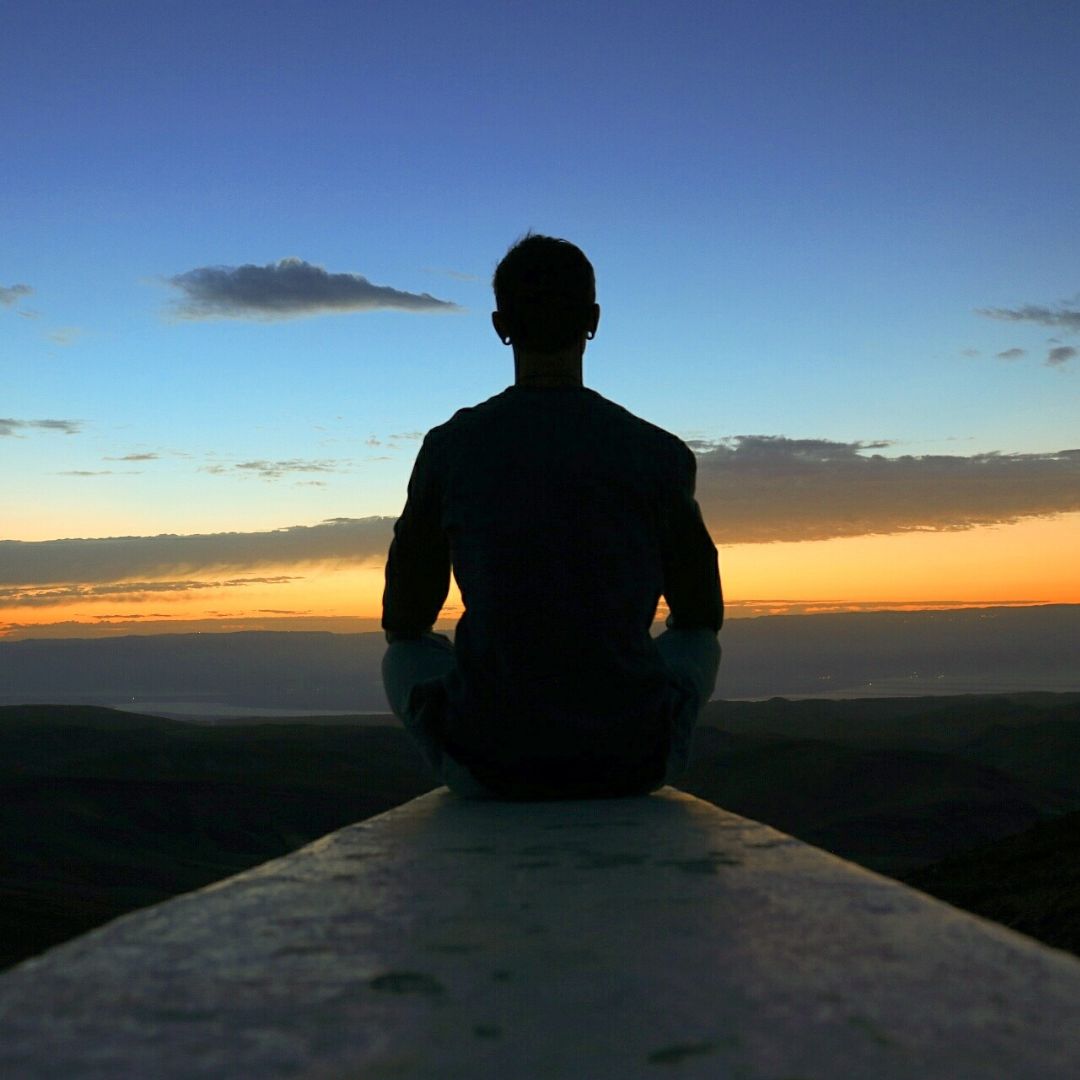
[492,311,510,344]
[588,304,600,337]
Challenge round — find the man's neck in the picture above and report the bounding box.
[514,346,584,388]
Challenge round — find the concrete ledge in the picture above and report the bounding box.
[2,787,1080,1078]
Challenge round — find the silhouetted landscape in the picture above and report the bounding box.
[3,690,1079,970]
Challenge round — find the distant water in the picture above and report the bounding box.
[108,701,392,723]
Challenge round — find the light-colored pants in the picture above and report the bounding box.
[382,628,721,798]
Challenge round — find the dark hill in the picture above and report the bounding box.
[956,718,1080,798]
[904,809,1080,957]
[701,693,1080,750]
[0,705,434,969]
[0,702,181,732]
[679,726,1072,875]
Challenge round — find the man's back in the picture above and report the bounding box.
[383,383,721,796]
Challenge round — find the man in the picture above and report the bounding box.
[382,234,721,799]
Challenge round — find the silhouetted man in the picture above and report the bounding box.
[382,234,721,799]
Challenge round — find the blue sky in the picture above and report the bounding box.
[3,0,1079,634]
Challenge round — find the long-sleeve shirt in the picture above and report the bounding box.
[382,383,722,796]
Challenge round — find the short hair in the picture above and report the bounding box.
[493,233,596,352]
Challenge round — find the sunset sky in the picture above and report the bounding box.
[3,0,1079,639]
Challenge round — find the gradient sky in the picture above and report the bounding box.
[3,0,1079,638]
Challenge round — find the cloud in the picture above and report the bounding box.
[0,284,32,308]
[0,614,387,638]
[165,257,461,321]
[723,599,1045,618]
[0,418,82,437]
[47,326,83,346]
[687,436,892,458]
[977,297,1080,333]
[692,436,1080,543]
[104,452,160,462]
[6,438,1080,599]
[0,576,300,608]
[91,613,167,620]
[996,347,1026,360]
[202,458,344,480]
[1046,345,1077,368]
[0,517,395,587]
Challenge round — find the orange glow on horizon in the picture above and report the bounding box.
[3,514,1078,638]
[722,513,1080,607]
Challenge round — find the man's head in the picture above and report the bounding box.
[492,234,598,354]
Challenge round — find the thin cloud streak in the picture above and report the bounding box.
[0,418,82,437]
[0,284,33,307]
[977,297,1080,333]
[693,436,1080,543]
[0,518,395,587]
[47,326,82,346]
[725,599,1049,617]
[166,257,461,321]
[1,576,300,607]
[202,458,344,480]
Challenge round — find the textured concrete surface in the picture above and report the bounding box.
[3,787,1080,1078]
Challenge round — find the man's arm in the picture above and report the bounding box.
[660,444,723,632]
[381,436,451,641]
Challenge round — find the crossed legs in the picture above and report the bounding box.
[382,627,721,796]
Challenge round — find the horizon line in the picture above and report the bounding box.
[2,599,1074,641]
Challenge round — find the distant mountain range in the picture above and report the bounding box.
[1,605,1077,715]
[3,692,1079,969]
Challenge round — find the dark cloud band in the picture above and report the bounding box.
[0,518,395,587]
[166,257,460,320]
[694,437,1080,543]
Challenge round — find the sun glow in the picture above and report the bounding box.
[722,514,1080,610]
[3,515,1077,639]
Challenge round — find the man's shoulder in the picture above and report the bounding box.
[422,385,691,465]
[420,388,512,447]
[591,392,694,467]
[601,394,686,443]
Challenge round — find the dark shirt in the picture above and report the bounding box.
[382,384,722,797]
